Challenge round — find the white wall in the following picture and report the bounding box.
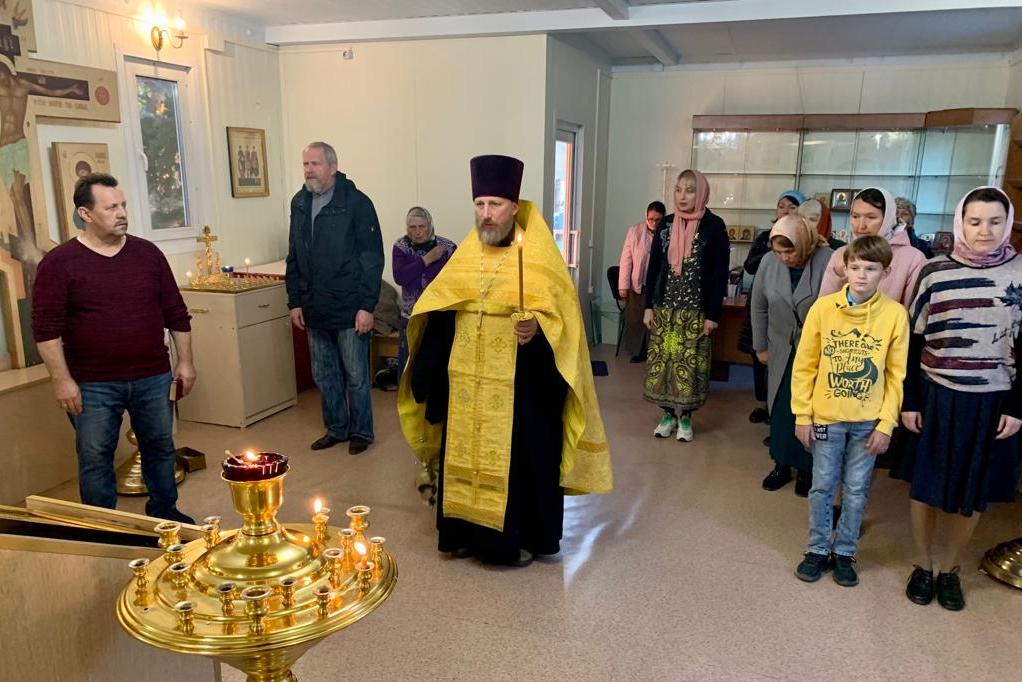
[599,56,1013,342]
[1007,55,1022,110]
[277,34,548,286]
[28,0,288,278]
[543,36,611,339]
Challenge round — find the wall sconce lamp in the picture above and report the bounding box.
[151,12,187,56]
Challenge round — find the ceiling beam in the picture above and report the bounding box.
[629,29,680,67]
[266,0,1022,46]
[594,0,631,20]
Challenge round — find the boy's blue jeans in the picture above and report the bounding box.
[807,420,878,557]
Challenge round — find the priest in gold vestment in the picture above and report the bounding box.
[398,155,613,567]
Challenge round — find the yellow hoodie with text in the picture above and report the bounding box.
[791,285,910,436]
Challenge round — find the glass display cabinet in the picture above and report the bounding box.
[691,109,1014,254]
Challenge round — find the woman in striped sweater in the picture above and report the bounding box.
[897,187,1022,611]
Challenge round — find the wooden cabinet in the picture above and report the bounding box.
[178,284,297,427]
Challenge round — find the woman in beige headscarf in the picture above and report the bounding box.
[751,214,833,495]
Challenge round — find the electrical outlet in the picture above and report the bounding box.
[342,48,354,60]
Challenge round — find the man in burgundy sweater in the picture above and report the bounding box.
[31,173,196,523]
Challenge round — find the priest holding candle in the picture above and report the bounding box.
[399,154,613,567]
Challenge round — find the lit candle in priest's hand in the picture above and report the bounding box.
[516,229,524,311]
[185,270,193,282]
[244,257,251,274]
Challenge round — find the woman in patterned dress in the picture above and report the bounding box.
[642,169,730,442]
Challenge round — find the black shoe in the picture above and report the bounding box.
[151,507,195,525]
[794,469,812,498]
[762,464,792,491]
[906,566,934,605]
[311,434,344,450]
[451,547,472,559]
[762,436,771,447]
[348,436,371,455]
[630,353,647,363]
[795,552,831,582]
[509,549,535,568]
[832,555,859,587]
[749,407,769,423]
[832,505,842,529]
[936,568,965,611]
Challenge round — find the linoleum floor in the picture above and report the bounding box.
[43,347,1022,681]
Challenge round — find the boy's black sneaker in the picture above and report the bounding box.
[936,568,965,611]
[905,566,934,605]
[795,552,831,582]
[832,554,859,587]
[794,469,812,497]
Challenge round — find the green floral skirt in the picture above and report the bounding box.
[644,307,711,412]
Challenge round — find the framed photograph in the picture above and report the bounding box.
[227,127,269,198]
[52,142,111,241]
[830,188,854,212]
[727,226,738,240]
[740,227,753,241]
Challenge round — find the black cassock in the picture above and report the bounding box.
[410,310,569,563]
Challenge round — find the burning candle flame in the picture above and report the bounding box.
[243,450,259,462]
[185,270,193,278]
[516,230,523,245]
[314,498,323,514]
[244,257,252,265]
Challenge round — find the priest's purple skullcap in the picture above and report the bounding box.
[470,155,524,202]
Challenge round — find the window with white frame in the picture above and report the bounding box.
[122,55,211,244]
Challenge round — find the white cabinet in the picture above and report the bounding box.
[178,284,297,427]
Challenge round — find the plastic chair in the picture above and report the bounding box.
[606,266,626,356]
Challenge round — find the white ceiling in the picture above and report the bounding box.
[578,8,1022,64]
[183,1,1022,66]
[194,1,706,26]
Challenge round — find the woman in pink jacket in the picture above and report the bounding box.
[618,201,666,362]
[818,187,928,306]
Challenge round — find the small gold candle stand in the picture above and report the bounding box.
[115,428,186,495]
[117,456,398,681]
[981,536,1022,589]
[183,226,280,293]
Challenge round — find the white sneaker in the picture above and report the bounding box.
[653,414,677,438]
[677,416,694,442]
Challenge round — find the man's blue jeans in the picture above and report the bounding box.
[70,371,179,517]
[307,327,374,441]
[807,420,878,557]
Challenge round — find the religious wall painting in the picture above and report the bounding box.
[52,142,110,240]
[0,5,119,368]
[0,0,35,55]
[227,126,268,198]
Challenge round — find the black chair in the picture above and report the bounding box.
[606,266,626,356]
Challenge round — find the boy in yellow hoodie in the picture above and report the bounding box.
[790,236,910,587]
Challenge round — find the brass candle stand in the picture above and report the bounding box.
[117,455,397,681]
[981,536,1022,589]
[184,226,279,293]
[115,428,186,495]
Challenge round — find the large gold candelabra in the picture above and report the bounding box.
[117,451,396,681]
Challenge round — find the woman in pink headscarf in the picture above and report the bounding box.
[895,186,1022,611]
[642,169,730,443]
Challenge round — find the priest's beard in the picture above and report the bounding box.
[476,217,515,246]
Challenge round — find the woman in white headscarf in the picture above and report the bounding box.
[818,187,927,307]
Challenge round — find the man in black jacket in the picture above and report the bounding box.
[286,142,384,455]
